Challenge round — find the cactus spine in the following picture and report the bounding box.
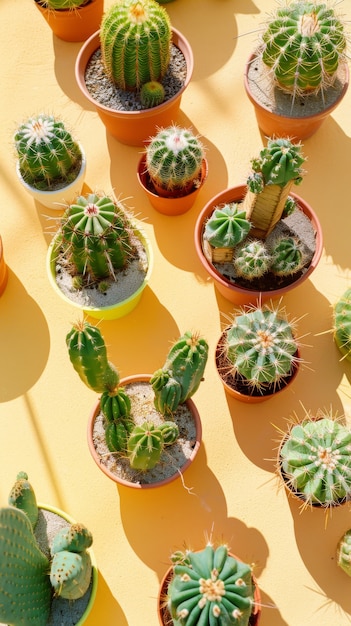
[233,239,271,281]
[280,414,351,506]
[100,0,171,91]
[168,543,255,626]
[8,471,39,529]
[14,114,82,191]
[333,287,351,362]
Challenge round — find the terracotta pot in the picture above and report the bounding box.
[194,184,323,308]
[137,155,208,216]
[244,52,350,141]
[157,554,261,625]
[87,375,202,489]
[16,144,87,210]
[75,28,194,146]
[0,237,8,297]
[46,225,153,320]
[34,0,104,42]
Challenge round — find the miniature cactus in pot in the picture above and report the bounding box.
[278,409,351,508]
[333,287,351,362]
[43,0,89,7]
[337,529,351,576]
[203,202,251,263]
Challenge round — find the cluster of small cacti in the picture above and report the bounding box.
[100,0,171,92]
[233,235,307,280]
[14,113,82,190]
[45,0,88,7]
[224,303,299,391]
[248,138,305,188]
[260,1,347,97]
[279,414,351,506]
[333,287,351,362]
[167,543,256,626]
[0,473,93,626]
[55,192,135,287]
[145,125,205,194]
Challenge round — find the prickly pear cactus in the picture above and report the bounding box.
[280,416,351,506]
[145,125,205,193]
[14,114,82,190]
[8,471,38,529]
[225,305,298,389]
[50,549,92,600]
[0,507,52,626]
[337,529,351,576]
[127,421,165,470]
[100,0,172,91]
[168,543,255,626]
[333,287,351,362]
[233,239,271,281]
[260,1,347,96]
[204,203,251,248]
[51,523,93,555]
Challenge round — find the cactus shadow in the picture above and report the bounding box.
[84,570,128,626]
[0,269,50,402]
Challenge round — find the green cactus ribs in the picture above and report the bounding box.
[333,287,351,362]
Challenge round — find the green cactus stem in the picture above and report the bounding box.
[51,523,93,555]
[140,81,165,108]
[50,550,92,600]
[233,239,271,281]
[151,370,183,415]
[203,203,251,263]
[333,287,351,362]
[269,235,307,277]
[0,507,52,626]
[14,114,82,191]
[337,529,351,576]
[8,471,39,529]
[127,421,168,470]
[260,1,347,100]
[100,0,172,91]
[168,543,255,626]
[280,414,351,506]
[45,0,88,7]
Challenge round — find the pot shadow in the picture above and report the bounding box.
[85,570,128,626]
[52,36,96,111]
[0,270,50,402]
[214,281,346,472]
[284,491,351,619]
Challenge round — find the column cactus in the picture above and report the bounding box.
[127,420,179,470]
[333,287,351,362]
[100,0,172,92]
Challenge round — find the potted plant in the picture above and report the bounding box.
[158,542,261,625]
[194,138,323,307]
[46,191,153,320]
[276,408,351,510]
[337,529,351,576]
[243,1,350,140]
[333,287,351,362]
[66,319,208,488]
[215,301,302,403]
[137,124,208,215]
[0,236,8,297]
[33,0,104,42]
[0,472,97,626]
[14,113,86,211]
[75,0,194,146]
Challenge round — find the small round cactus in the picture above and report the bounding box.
[204,203,251,249]
[100,0,171,91]
[14,114,82,191]
[140,81,165,108]
[233,239,271,281]
[337,529,351,576]
[279,413,351,507]
[333,287,351,362]
[260,1,347,96]
[269,236,306,277]
[145,125,206,194]
[168,543,256,626]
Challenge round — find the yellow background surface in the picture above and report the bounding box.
[1,1,351,625]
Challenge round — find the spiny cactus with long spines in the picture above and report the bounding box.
[127,420,179,470]
[145,125,205,194]
[100,0,172,92]
[337,529,351,576]
[14,114,82,191]
[260,1,347,100]
[57,193,135,284]
[204,203,251,249]
[279,413,351,507]
[232,235,307,281]
[8,471,39,529]
[224,303,299,391]
[233,239,271,281]
[249,138,305,188]
[333,287,351,362]
[168,543,256,626]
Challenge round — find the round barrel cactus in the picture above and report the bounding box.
[14,114,82,190]
[204,203,251,249]
[280,415,351,506]
[233,239,271,281]
[100,0,171,91]
[45,0,88,7]
[250,138,305,187]
[260,1,347,95]
[168,543,256,626]
[337,529,351,576]
[270,236,306,276]
[333,287,351,362]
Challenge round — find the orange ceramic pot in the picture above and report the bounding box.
[194,184,323,308]
[0,237,8,297]
[87,375,202,489]
[244,52,350,141]
[137,155,208,216]
[34,0,104,42]
[75,28,193,146]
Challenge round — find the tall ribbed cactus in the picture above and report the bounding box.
[260,1,347,96]
[8,471,39,529]
[57,193,134,282]
[145,125,205,194]
[249,139,305,188]
[168,543,255,626]
[280,414,351,506]
[127,420,179,470]
[14,114,82,190]
[0,507,52,626]
[100,0,172,91]
[333,287,351,362]
[224,304,299,390]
